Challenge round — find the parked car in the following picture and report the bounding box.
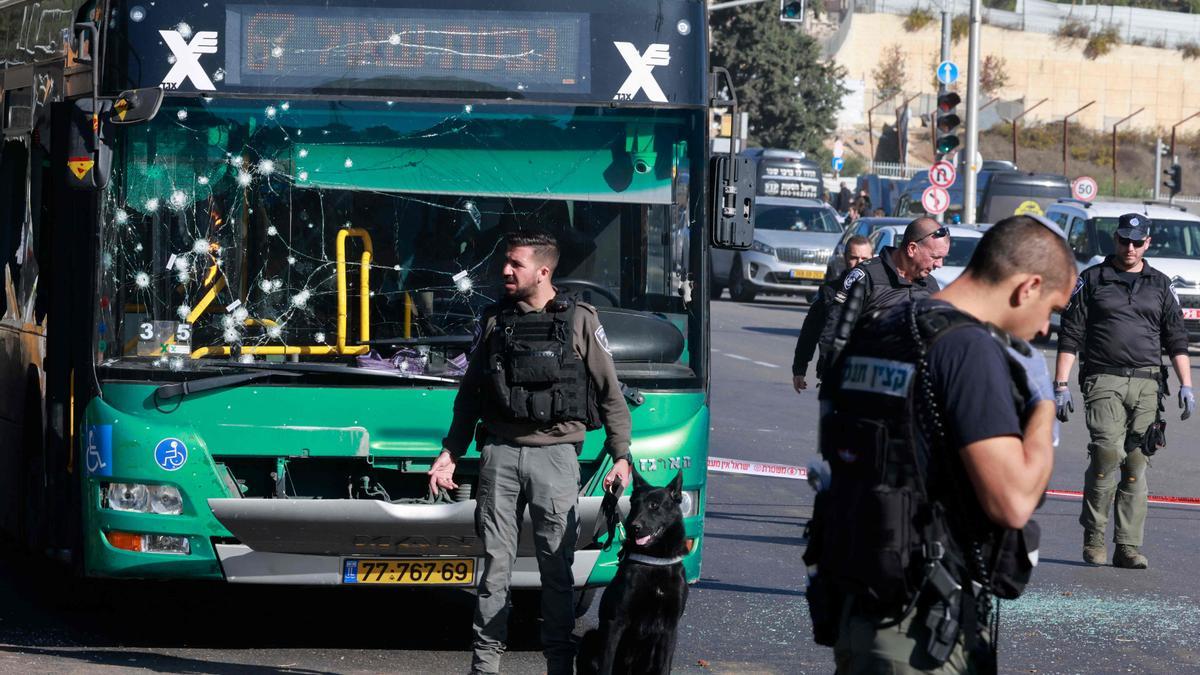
[825,216,912,281]
[1046,199,1200,340]
[711,197,842,302]
[866,224,986,290]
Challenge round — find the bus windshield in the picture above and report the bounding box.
[752,204,842,233]
[96,100,702,382]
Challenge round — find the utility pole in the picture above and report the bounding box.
[962,0,982,224]
[1154,137,1166,202]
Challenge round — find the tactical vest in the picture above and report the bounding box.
[805,299,1039,659]
[483,298,600,429]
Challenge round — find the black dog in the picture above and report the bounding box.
[578,469,689,675]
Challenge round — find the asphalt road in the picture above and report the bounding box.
[2,297,1200,673]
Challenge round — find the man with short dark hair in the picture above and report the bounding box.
[793,235,873,392]
[819,217,950,358]
[808,215,1077,671]
[1054,213,1194,570]
[430,229,632,674]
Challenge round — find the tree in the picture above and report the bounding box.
[711,2,846,152]
[873,45,907,102]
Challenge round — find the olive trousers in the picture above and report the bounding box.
[1079,372,1159,547]
[470,437,580,675]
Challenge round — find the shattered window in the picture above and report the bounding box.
[96,99,702,384]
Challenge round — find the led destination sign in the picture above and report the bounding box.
[225,5,590,94]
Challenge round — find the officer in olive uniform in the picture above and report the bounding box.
[430,230,632,675]
[807,216,1075,673]
[1054,213,1195,570]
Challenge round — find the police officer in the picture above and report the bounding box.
[793,235,874,392]
[429,230,632,675]
[1053,213,1195,570]
[806,216,1075,672]
[820,217,950,356]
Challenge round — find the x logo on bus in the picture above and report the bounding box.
[160,30,219,91]
[613,42,670,103]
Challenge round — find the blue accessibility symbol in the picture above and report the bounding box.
[86,425,113,477]
[343,560,359,584]
[153,437,188,472]
[936,61,959,85]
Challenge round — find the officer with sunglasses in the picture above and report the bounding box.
[820,217,950,362]
[1054,213,1194,570]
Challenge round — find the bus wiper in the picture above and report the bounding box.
[232,361,459,383]
[154,369,301,400]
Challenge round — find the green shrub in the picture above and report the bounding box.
[1084,25,1121,59]
[1056,18,1090,40]
[951,14,969,42]
[1182,41,1200,60]
[903,7,936,31]
[983,0,1017,9]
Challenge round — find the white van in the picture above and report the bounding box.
[1045,200,1200,340]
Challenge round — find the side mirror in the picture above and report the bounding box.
[110,87,164,125]
[709,154,755,250]
[64,98,112,191]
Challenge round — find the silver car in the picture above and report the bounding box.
[711,197,843,302]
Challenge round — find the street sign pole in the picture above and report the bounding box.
[962,0,982,225]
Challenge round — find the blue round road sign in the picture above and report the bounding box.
[936,61,959,85]
[832,157,845,172]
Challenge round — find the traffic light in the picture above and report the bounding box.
[780,0,804,22]
[1164,163,1183,197]
[935,92,962,157]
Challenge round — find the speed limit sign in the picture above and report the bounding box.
[1072,176,1098,202]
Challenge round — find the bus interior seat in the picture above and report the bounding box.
[594,307,685,364]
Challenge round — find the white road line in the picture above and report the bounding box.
[722,353,780,369]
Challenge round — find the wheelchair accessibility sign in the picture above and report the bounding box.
[86,425,113,477]
[154,438,188,471]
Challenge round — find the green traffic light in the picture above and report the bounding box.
[783,1,802,18]
[936,136,960,154]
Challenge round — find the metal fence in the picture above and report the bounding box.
[868,161,930,178]
[855,0,1200,49]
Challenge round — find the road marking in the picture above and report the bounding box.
[726,354,751,361]
[753,361,779,369]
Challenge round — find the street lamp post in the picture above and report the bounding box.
[1011,97,1048,166]
[1062,100,1096,176]
[1111,107,1144,197]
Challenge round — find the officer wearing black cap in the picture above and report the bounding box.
[1054,213,1195,570]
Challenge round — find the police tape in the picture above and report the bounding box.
[707,456,809,480]
[707,456,1200,508]
[1044,489,1200,508]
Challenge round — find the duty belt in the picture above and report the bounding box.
[1085,366,1160,380]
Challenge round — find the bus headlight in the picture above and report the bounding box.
[105,483,149,512]
[680,490,699,518]
[149,485,184,515]
[103,483,183,515]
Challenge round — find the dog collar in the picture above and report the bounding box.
[626,552,685,566]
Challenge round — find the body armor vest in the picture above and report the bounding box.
[484,298,600,429]
[805,300,1040,658]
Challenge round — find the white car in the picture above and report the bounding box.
[866,224,986,289]
[1045,200,1200,341]
[710,197,842,302]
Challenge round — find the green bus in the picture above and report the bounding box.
[2,0,754,594]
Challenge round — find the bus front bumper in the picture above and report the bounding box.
[214,544,602,587]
